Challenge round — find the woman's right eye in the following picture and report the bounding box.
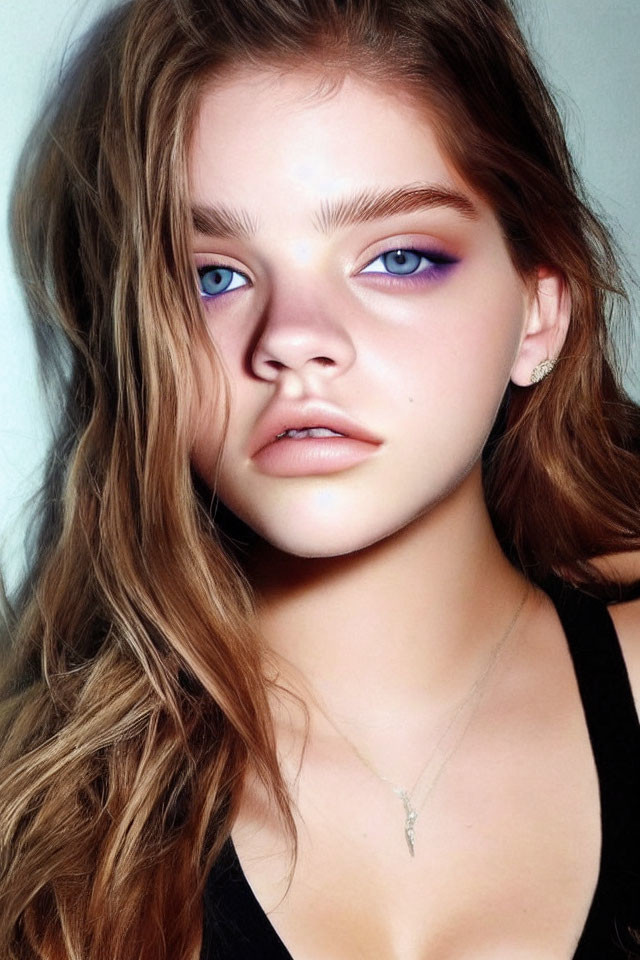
[197,265,249,299]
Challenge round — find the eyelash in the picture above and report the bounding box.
[196,246,458,301]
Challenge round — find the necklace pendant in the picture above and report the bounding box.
[405,819,416,857]
[397,790,418,857]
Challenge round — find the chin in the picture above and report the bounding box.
[242,506,425,559]
[217,469,473,560]
[249,523,376,559]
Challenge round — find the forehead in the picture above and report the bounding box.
[188,66,472,214]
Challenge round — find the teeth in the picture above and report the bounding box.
[276,427,346,440]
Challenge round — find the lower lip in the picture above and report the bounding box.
[252,437,380,476]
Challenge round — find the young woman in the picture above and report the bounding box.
[1,1,639,958]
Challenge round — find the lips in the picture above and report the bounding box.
[249,400,382,458]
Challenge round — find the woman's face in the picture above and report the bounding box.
[188,67,533,557]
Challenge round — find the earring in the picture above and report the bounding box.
[530,359,557,384]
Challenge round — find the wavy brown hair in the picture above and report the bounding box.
[1,0,639,957]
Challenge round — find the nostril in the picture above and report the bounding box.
[314,356,335,366]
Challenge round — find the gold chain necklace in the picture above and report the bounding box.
[307,586,529,857]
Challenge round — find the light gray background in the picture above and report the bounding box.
[1,0,639,591]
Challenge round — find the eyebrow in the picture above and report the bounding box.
[191,183,479,240]
[314,184,479,233]
[191,203,258,240]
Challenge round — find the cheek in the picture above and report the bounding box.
[376,279,524,403]
[436,263,527,385]
[374,273,526,466]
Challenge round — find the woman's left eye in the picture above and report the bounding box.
[197,265,249,299]
[360,248,457,278]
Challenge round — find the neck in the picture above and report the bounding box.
[245,465,528,729]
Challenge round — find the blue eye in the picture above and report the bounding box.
[360,248,457,278]
[197,265,248,299]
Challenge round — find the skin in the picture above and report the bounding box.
[188,67,640,958]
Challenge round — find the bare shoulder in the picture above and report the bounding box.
[608,595,640,718]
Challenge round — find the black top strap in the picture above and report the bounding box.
[544,577,640,957]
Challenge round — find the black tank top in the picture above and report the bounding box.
[201,580,640,959]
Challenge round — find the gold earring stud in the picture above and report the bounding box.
[530,359,556,384]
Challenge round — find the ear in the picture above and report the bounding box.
[510,267,571,387]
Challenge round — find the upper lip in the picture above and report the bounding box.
[249,400,383,456]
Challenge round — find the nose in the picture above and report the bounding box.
[250,283,357,383]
